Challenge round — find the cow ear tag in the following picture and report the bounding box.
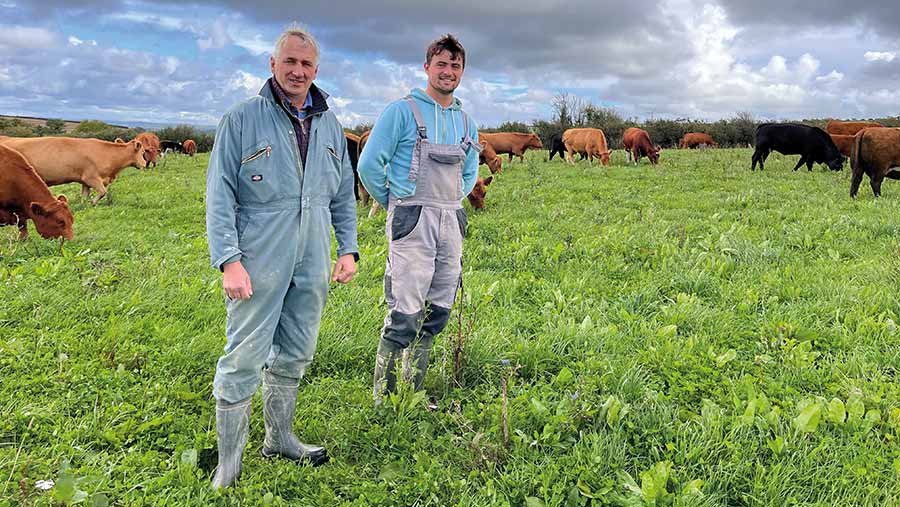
[251,174,263,182]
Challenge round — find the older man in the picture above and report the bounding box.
[205,24,358,489]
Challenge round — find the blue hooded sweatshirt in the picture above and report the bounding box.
[357,88,480,206]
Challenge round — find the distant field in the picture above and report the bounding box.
[3,149,900,505]
[0,115,128,134]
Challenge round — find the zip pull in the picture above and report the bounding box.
[265,145,272,158]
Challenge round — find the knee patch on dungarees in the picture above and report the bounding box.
[421,305,451,339]
[382,310,423,349]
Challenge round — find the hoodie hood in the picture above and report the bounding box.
[409,87,463,110]
[408,88,465,144]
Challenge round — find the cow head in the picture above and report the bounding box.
[649,145,661,165]
[600,150,611,166]
[486,156,502,174]
[467,176,493,210]
[828,156,846,172]
[129,141,148,169]
[527,134,543,150]
[29,195,74,240]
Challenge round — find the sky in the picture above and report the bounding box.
[1,0,899,128]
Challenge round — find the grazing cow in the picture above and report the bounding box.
[679,132,718,149]
[182,139,197,156]
[160,140,184,154]
[0,144,74,240]
[623,127,660,165]
[478,132,543,163]
[479,140,502,174]
[356,130,375,209]
[850,127,900,198]
[829,134,856,158]
[826,120,882,136]
[0,136,148,205]
[466,175,493,210]
[751,123,844,172]
[134,132,161,167]
[562,128,611,166]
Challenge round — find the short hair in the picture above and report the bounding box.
[273,22,320,62]
[425,34,465,68]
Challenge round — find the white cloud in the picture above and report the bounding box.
[0,25,57,50]
[68,36,96,47]
[226,70,265,95]
[197,17,230,51]
[864,51,896,62]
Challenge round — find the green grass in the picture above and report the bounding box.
[3,149,900,506]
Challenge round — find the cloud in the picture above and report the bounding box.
[0,25,57,50]
[864,51,896,62]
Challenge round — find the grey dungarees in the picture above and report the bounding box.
[373,97,477,399]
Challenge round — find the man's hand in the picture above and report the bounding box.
[331,254,357,284]
[223,261,253,300]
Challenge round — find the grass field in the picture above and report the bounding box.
[3,148,900,506]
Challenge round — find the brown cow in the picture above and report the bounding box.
[562,128,611,166]
[134,132,161,167]
[623,127,660,165]
[478,132,543,163]
[0,144,74,240]
[0,136,147,205]
[826,120,882,136]
[829,134,856,158]
[850,127,900,198]
[467,176,493,210]
[356,130,375,210]
[182,139,197,156]
[479,140,502,174]
[679,132,718,149]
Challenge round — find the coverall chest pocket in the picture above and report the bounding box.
[238,140,279,203]
[319,143,343,195]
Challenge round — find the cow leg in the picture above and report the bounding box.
[850,166,865,198]
[806,159,814,171]
[870,173,885,198]
[751,149,760,171]
[565,149,575,166]
[17,217,28,240]
[85,176,109,205]
[791,156,806,171]
[507,153,513,163]
[81,183,92,200]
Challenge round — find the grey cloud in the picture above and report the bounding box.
[716,0,900,39]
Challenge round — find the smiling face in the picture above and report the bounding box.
[424,49,464,98]
[270,35,319,104]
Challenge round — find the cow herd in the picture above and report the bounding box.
[1,118,897,242]
[0,132,198,241]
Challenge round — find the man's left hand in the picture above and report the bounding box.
[331,254,357,284]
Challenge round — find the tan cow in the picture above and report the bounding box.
[0,136,147,205]
[826,120,882,136]
[562,128,611,166]
[479,140,502,174]
[623,127,660,165]
[478,132,543,163]
[850,127,900,198]
[182,139,197,156]
[134,132,161,167]
[679,132,718,149]
[0,144,74,240]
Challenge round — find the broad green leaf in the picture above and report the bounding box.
[525,497,545,507]
[378,462,404,481]
[847,392,865,422]
[793,401,822,433]
[680,479,704,497]
[767,436,786,456]
[826,398,846,425]
[715,349,737,368]
[639,461,672,501]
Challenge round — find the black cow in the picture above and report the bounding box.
[345,135,361,200]
[548,133,585,162]
[751,123,845,172]
[160,140,184,154]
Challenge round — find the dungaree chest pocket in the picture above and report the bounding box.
[427,152,463,165]
[239,140,278,203]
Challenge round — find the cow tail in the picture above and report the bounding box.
[851,130,863,176]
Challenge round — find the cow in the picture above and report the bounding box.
[478,132,543,163]
[466,175,493,210]
[0,144,74,240]
[114,138,125,144]
[623,127,660,165]
[344,131,363,201]
[751,123,844,172]
[356,130,375,210]
[562,128,611,166]
[134,132,161,167]
[183,139,197,156]
[829,134,856,158]
[479,140,502,174]
[0,136,148,205]
[160,140,184,154]
[826,120,882,136]
[679,132,718,149]
[850,127,900,198]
